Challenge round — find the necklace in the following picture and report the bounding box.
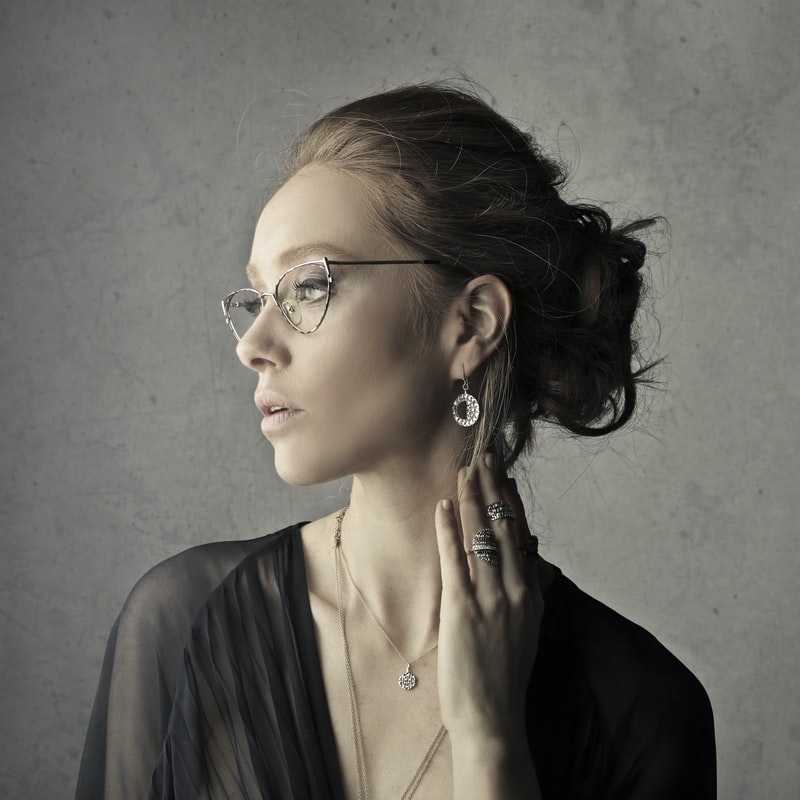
[336,516,438,690]
[334,505,446,800]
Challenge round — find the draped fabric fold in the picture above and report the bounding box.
[149,531,343,799]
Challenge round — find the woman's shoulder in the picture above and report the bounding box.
[115,523,303,643]
[554,571,709,701]
[76,525,309,798]
[536,570,716,795]
[547,570,715,751]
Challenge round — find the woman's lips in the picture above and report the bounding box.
[255,394,303,434]
[260,408,303,433]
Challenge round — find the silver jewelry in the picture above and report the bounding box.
[520,533,539,564]
[452,370,480,427]
[333,505,446,799]
[486,500,515,521]
[335,505,437,690]
[468,528,500,566]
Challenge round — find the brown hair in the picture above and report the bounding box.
[281,83,657,469]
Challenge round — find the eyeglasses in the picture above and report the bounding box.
[221,257,440,339]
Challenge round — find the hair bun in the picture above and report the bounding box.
[527,208,655,437]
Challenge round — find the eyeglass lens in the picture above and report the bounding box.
[225,262,329,337]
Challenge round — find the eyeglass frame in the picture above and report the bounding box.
[221,256,442,339]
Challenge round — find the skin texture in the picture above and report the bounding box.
[237,164,544,799]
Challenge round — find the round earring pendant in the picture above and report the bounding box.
[452,392,480,427]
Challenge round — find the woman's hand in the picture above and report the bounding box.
[435,452,543,797]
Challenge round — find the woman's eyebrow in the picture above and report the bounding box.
[245,262,261,285]
[277,242,357,264]
[245,243,359,284]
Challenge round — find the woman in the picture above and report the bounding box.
[77,83,716,799]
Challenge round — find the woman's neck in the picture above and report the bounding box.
[330,458,461,655]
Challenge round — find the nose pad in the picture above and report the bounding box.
[280,299,303,328]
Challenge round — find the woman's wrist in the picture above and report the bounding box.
[450,729,541,800]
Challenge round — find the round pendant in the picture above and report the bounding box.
[399,669,417,690]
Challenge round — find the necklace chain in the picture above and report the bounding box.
[338,538,438,686]
[334,504,446,800]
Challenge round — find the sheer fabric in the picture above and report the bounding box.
[76,524,716,799]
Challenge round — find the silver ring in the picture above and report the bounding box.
[486,500,515,521]
[469,528,500,566]
[519,533,539,564]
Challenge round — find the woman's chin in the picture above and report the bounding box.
[273,451,346,488]
[274,461,319,487]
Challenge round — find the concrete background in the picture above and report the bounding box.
[2,0,798,797]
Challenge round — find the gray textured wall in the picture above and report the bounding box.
[2,0,798,797]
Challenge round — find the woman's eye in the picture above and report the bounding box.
[293,280,327,303]
[242,299,262,317]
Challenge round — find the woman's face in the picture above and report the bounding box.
[236,165,457,486]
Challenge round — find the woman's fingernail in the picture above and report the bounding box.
[442,498,453,511]
[484,452,496,470]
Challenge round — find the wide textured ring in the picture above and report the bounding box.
[486,500,515,521]
[469,528,500,566]
[520,533,539,564]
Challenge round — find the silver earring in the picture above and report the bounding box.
[452,371,480,427]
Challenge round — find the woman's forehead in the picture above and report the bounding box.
[260,166,371,235]
[248,166,401,278]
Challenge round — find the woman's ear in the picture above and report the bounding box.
[444,275,512,380]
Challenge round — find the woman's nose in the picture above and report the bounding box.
[235,303,284,371]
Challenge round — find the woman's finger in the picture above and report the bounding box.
[435,497,473,598]
[455,456,520,605]
[456,465,500,595]
[500,477,542,599]
[474,454,526,591]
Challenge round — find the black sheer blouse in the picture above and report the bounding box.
[76,524,716,799]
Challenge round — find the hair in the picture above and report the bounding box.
[280,82,658,470]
